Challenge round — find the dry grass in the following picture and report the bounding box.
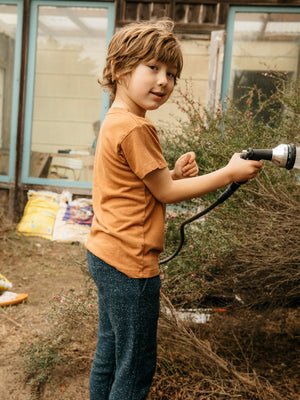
[151,294,297,400]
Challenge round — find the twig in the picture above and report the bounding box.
[0,308,23,327]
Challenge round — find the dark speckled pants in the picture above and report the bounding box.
[87,250,161,400]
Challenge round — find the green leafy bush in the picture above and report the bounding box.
[159,76,300,309]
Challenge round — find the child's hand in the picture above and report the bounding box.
[171,152,199,180]
[226,153,263,182]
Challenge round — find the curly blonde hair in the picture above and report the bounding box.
[100,19,183,98]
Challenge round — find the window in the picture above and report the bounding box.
[22,0,115,188]
[0,0,22,182]
[222,6,300,115]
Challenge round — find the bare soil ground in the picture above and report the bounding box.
[0,227,90,400]
[0,226,299,400]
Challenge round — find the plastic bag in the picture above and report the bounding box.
[52,195,93,243]
[17,191,61,240]
[0,273,12,293]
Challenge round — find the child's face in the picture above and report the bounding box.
[116,59,177,117]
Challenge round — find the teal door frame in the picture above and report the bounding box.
[0,0,23,183]
[21,0,115,189]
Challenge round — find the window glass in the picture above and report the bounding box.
[28,5,110,183]
[0,4,18,177]
[229,11,300,114]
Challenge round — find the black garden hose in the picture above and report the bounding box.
[159,182,243,265]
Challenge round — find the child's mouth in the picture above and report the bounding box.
[151,91,164,99]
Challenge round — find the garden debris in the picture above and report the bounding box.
[17,190,93,244]
[161,305,226,324]
[0,291,28,307]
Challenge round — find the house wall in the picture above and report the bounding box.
[2,0,300,221]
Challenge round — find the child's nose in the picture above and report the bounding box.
[157,72,168,86]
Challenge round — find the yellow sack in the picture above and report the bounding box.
[17,191,60,240]
[0,273,12,293]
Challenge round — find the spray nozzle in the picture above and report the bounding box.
[241,143,299,170]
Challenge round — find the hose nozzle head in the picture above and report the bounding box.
[242,143,297,169]
[272,143,296,169]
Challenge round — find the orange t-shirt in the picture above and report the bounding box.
[86,108,168,278]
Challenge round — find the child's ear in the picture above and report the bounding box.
[111,60,119,82]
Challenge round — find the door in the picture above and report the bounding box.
[21,0,115,188]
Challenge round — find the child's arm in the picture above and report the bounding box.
[170,152,199,180]
[144,153,262,204]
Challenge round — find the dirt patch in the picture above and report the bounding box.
[0,227,90,400]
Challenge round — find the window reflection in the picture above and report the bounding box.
[0,4,17,176]
[229,12,300,122]
[30,6,108,182]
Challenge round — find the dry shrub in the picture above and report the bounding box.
[210,178,300,309]
[150,294,288,400]
[152,176,299,399]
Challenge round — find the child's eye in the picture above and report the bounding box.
[167,72,175,78]
[148,65,158,70]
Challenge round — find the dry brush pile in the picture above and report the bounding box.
[152,179,300,400]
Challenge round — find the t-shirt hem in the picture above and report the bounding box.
[86,244,160,279]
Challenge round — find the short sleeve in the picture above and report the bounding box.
[120,124,168,179]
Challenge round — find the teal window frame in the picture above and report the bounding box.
[21,0,115,189]
[0,0,23,183]
[221,6,300,103]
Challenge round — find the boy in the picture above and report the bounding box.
[86,19,262,400]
